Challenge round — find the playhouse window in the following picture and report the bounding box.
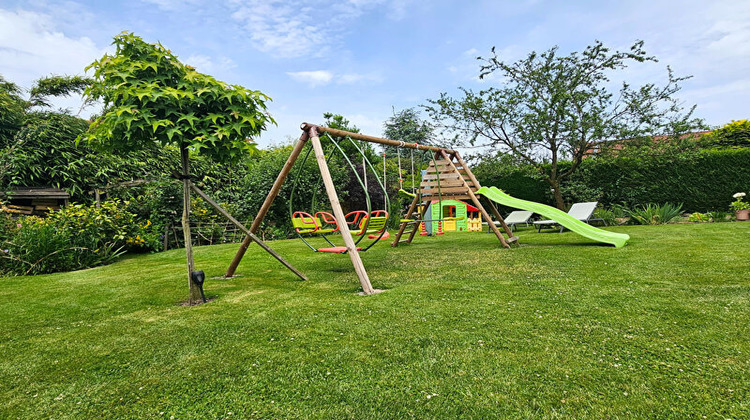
[442,205,456,217]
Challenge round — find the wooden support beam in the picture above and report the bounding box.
[308,126,376,295]
[453,152,517,241]
[392,193,420,247]
[225,131,309,277]
[191,184,308,281]
[439,150,510,248]
[407,200,429,243]
[301,123,455,154]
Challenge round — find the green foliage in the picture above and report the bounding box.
[700,120,750,149]
[1,112,181,200]
[382,108,435,155]
[3,113,93,197]
[81,32,274,163]
[0,75,26,148]
[28,75,92,108]
[687,212,712,223]
[575,148,750,212]
[426,40,704,208]
[593,207,619,226]
[472,152,551,205]
[471,147,750,213]
[0,200,159,276]
[627,202,683,225]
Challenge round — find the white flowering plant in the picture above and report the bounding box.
[729,192,750,211]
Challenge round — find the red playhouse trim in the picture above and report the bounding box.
[317,246,362,253]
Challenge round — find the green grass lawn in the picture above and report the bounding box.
[1,223,749,418]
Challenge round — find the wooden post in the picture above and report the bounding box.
[180,144,203,305]
[225,131,310,277]
[309,126,376,295]
[190,184,308,281]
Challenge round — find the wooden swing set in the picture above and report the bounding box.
[225,123,518,295]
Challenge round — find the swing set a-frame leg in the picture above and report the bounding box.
[225,131,309,278]
[308,126,377,295]
[191,184,308,281]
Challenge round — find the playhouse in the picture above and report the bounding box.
[423,199,479,233]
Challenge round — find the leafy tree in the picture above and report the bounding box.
[382,107,434,154]
[1,74,99,194]
[319,113,385,212]
[381,108,435,191]
[28,75,92,109]
[0,76,26,148]
[81,32,274,304]
[700,120,750,149]
[426,40,704,209]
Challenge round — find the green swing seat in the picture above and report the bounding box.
[291,211,339,235]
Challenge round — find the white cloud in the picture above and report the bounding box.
[346,113,385,137]
[337,72,383,84]
[0,9,107,86]
[286,70,334,87]
[0,8,110,115]
[228,0,413,58]
[184,54,237,74]
[139,0,204,11]
[286,70,383,87]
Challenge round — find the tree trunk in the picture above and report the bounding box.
[180,144,202,305]
[549,178,565,210]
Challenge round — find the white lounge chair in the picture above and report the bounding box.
[533,202,605,233]
[504,210,534,232]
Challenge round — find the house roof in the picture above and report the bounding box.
[430,199,479,212]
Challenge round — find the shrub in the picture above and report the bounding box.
[0,200,158,276]
[688,212,712,223]
[593,207,618,226]
[700,120,750,149]
[627,203,683,225]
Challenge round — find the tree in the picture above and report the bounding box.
[425,40,704,209]
[380,108,435,191]
[320,113,384,212]
[1,74,98,194]
[382,108,434,153]
[81,32,274,304]
[0,76,26,148]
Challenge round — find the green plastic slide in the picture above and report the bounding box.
[477,186,630,248]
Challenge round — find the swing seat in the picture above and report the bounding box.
[292,211,340,234]
[317,246,361,253]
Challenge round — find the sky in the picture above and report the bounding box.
[1,0,749,148]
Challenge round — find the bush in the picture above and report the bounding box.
[700,120,750,149]
[564,148,750,212]
[688,212,712,223]
[0,200,158,276]
[627,203,683,225]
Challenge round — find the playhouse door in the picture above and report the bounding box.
[444,219,457,231]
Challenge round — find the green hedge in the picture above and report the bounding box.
[474,148,750,212]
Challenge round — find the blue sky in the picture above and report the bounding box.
[1,0,748,148]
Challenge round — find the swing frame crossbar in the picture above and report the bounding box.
[225,123,516,295]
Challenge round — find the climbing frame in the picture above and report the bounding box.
[391,150,518,247]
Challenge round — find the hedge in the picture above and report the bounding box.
[474,148,750,212]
